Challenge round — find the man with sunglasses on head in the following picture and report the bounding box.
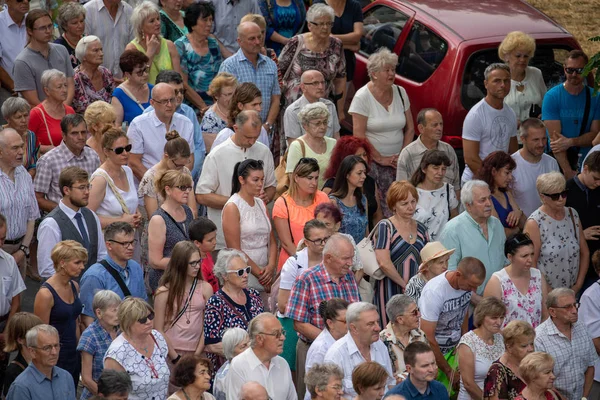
[543,50,600,179]
[79,221,147,328]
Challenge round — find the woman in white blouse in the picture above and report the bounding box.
[349,47,415,217]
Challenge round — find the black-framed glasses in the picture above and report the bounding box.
[134,65,150,76]
[169,158,189,169]
[189,259,201,267]
[551,302,580,310]
[108,239,137,248]
[259,329,286,339]
[305,236,330,245]
[542,190,568,201]
[153,97,176,105]
[138,312,155,324]
[107,144,132,155]
[175,185,193,192]
[564,67,584,75]
[308,21,333,28]
[303,80,326,86]
[15,0,30,3]
[227,266,251,277]
[31,343,61,352]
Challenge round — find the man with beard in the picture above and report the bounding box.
[36,166,107,279]
[461,63,518,184]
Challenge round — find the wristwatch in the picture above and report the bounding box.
[18,245,30,258]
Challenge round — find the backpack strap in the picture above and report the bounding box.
[99,260,131,297]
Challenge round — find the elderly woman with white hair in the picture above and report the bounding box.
[285,102,337,188]
[125,1,181,85]
[524,171,589,293]
[349,47,415,217]
[203,249,264,374]
[27,69,75,153]
[72,36,115,114]
[213,327,250,400]
[54,2,86,69]
[2,98,38,177]
[278,3,346,122]
[305,363,345,400]
[78,290,121,399]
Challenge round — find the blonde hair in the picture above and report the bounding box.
[131,1,160,42]
[536,171,566,195]
[502,320,535,347]
[207,72,238,99]
[498,31,536,61]
[154,169,193,199]
[519,352,554,384]
[240,13,266,30]
[51,240,88,270]
[117,297,154,335]
[84,101,116,135]
[367,47,399,79]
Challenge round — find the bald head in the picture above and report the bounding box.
[240,381,269,400]
[151,83,176,119]
[151,82,175,100]
[301,70,324,84]
[237,22,262,56]
[0,128,20,147]
[300,70,326,101]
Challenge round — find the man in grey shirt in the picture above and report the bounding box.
[208,0,260,57]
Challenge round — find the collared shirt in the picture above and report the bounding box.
[127,109,195,170]
[33,142,100,204]
[396,136,461,192]
[380,323,428,376]
[6,363,76,400]
[324,333,395,399]
[219,49,280,122]
[535,318,597,400]
[84,0,134,78]
[304,329,335,385]
[0,249,26,316]
[0,166,39,240]
[37,201,107,278]
[225,347,296,400]
[209,0,260,53]
[439,211,507,294]
[286,263,361,341]
[579,281,600,382]
[283,95,340,140]
[80,255,147,317]
[76,319,116,399]
[0,8,27,80]
[385,375,449,400]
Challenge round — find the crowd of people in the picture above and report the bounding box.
[0,0,600,399]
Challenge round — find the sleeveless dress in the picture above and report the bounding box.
[492,192,513,228]
[493,268,543,328]
[224,193,271,291]
[42,281,83,387]
[148,205,194,292]
[457,331,505,400]
[112,83,153,124]
[330,195,368,244]
[131,37,173,84]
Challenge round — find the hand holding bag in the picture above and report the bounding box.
[358,219,393,280]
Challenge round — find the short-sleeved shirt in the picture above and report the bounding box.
[28,103,76,147]
[483,361,526,400]
[6,363,75,400]
[72,65,115,114]
[461,98,518,182]
[0,9,28,80]
[578,280,600,382]
[385,375,450,400]
[77,320,115,399]
[283,96,340,141]
[285,137,336,189]
[0,166,40,240]
[511,151,559,217]
[13,44,74,102]
[0,249,26,316]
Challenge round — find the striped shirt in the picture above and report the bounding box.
[0,166,40,240]
[84,0,134,78]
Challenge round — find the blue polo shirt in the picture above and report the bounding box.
[385,375,449,400]
[6,363,75,400]
[80,255,148,318]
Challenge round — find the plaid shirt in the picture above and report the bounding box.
[535,318,598,400]
[34,142,100,204]
[0,166,39,240]
[286,263,360,341]
[77,320,116,399]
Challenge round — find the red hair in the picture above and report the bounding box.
[324,136,375,180]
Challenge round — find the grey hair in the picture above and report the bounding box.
[92,290,122,316]
[323,233,353,257]
[75,35,101,63]
[546,287,575,309]
[97,370,132,396]
[519,117,546,139]
[305,363,344,398]
[213,248,248,286]
[461,179,489,208]
[40,69,66,89]
[346,302,377,325]
[235,109,261,128]
[367,47,399,79]
[131,1,160,42]
[307,3,335,23]
[222,327,249,361]
[484,63,511,80]
[248,312,275,347]
[26,324,59,347]
[56,2,85,32]
[386,294,416,323]
[298,102,330,127]
[536,171,566,195]
[1,97,30,120]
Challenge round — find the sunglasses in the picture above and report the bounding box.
[564,67,584,75]
[138,311,155,324]
[134,65,150,76]
[107,144,132,155]
[175,185,193,192]
[227,266,251,277]
[508,233,531,247]
[15,0,30,3]
[542,190,568,201]
[174,89,186,96]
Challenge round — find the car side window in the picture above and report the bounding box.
[360,6,410,56]
[396,22,448,83]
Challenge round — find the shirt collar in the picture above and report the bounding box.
[316,263,353,284]
[59,199,81,219]
[235,49,267,66]
[0,165,25,180]
[405,375,432,397]
[28,363,59,384]
[415,136,439,152]
[1,9,23,28]
[105,255,130,275]
[546,317,574,339]
[57,141,86,162]
[245,348,278,372]
[574,175,589,192]
[381,323,423,346]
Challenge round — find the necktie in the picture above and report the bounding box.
[74,213,90,250]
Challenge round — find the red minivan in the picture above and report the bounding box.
[345,0,583,150]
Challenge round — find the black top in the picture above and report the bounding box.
[324,175,377,229]
[3,351,27,397]
[53,36,79,69]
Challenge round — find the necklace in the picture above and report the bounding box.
[215,102,227,119]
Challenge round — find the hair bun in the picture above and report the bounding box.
[165,130,181,141]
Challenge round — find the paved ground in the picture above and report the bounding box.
[21,277,42,313]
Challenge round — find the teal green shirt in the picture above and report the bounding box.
[439,211,507,294]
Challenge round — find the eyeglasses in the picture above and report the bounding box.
[542,190,568,201]
[305,236,330,245]
[564,67,584,75]
[328,385,344,392]
[107,144,132,155]
[309,120,329,128]
[304,80,326,86]
[170,158,189,169]
[108,239,138,248]
[175,185,193,192]
[134,65,150,76]
[189,259,201,267]
[174,89,186,96]
[227,266,251,277]
[403,307,420,317]
[138,312,155,324]
[153,97,176,105]
[31,343,61,352]
[335,318,347,324]
[33,23,53,32]
[309,21,334,28]
[15,0,30,3]
[71,184,92,191]
[551,302,580,310]
[259,329,286,339]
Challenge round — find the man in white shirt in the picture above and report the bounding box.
[127,83,195,181]
[196,110,276,249]
[226,313,297,400]
[462,63,519,183]
[511,118,559,216]
[37,167,107,278]
[240,381,270,400]
[324,302,394,399]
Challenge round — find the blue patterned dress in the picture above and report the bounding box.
[330,195,368,244]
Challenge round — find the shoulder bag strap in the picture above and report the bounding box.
[580,86,591,137]
[169,277,198,329]
[395,85,406,111]
[568,207,578,241]
[298,138,306,157]
[282,34,304,83]
[100,260,132,297]
[93,170,131,214]
[119,84,146,112]
[36,106,54,147]
[446,183,451,220]
[160,208,188,238]
[281,196,294,243]
[10,359,26,370]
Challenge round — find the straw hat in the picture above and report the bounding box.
[418,242,455,271]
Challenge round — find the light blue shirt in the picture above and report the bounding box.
[6,363,75,400]
[219,49,280,123]
[80,255,147,318]
[439,211,507,294]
